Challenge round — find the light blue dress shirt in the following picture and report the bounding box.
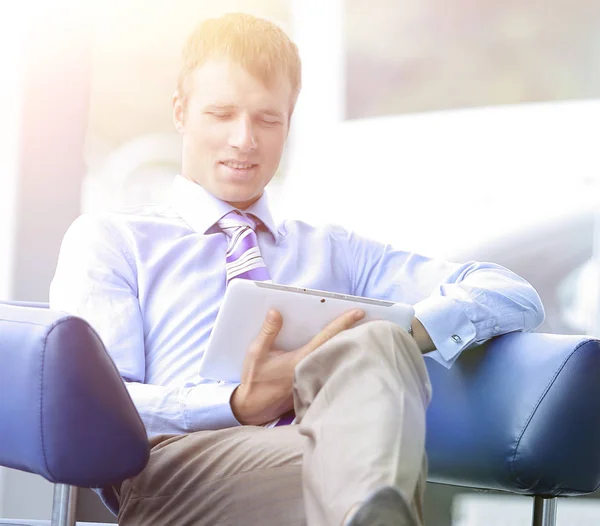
[50,175,545,438]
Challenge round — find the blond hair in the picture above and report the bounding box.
[177,13,302,113]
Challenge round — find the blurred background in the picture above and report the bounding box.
[0,0,599,524]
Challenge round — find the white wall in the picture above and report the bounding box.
[0,4,87,519]
[283,100,600,257]
[0,11,23,302]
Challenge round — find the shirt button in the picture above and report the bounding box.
[493,325,500,333]
[451,334,462,343]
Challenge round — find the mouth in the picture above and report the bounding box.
[220,160,258,172]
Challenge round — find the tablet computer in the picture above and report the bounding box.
[199,280,414,383]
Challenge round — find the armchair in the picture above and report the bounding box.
[1,303,599,526]
[425,332,600,525]
[0,302,149,526]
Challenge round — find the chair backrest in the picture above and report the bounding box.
[0,302,149,487]
[425,332,600,497]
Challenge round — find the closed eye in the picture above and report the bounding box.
[209,112,232,120]
[260,117,281,125]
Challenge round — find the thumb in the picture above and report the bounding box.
[250,309,283,358]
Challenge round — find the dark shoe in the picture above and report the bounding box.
[343,485,419,526]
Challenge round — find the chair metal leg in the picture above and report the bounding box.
[51,484,78,526]
[532,495,557,526]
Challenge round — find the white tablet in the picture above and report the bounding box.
[199,280,414,383]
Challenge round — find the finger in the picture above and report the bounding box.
[248,309,283,360]
[306,308,365,351]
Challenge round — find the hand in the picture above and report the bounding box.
[231,307,365,425]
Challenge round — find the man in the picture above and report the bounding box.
[50,12,545,526]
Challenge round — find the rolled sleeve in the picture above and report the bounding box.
[414,296,477,368]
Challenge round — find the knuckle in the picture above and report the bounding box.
[248,341,264,356]
[315,332,333,348]
[323,329,338,342]
[262,317,281,335]
[261,323,277,336]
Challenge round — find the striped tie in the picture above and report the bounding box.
[218,210,295,427]
[217,210,272,285]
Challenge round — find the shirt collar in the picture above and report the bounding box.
[170,175,280,242]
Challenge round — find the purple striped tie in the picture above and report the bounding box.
[218,210,295,427]
[218,210,272,285]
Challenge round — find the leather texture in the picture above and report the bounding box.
[2,301,600,500]
[426,332,600,496]
[0,302,149,488]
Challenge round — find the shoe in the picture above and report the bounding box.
[343,485,419,526]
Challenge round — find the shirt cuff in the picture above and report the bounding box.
[413,296,477,369]
[184,381,242,431]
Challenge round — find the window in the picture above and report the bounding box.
[345,0,600,119]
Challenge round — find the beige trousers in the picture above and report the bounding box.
[117,320,432,526]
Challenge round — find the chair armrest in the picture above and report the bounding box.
[425,332,600,496]
[0,303,149,487]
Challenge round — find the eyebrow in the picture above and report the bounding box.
[204,103,237,112]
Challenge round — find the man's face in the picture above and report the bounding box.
[173,59,292,209]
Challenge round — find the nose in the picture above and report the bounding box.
[228,115,257,152]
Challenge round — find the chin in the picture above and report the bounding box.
[217,188,261,209]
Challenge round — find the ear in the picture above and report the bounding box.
[172,90,185,135]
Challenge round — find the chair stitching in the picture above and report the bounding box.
[38,316,79,479]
